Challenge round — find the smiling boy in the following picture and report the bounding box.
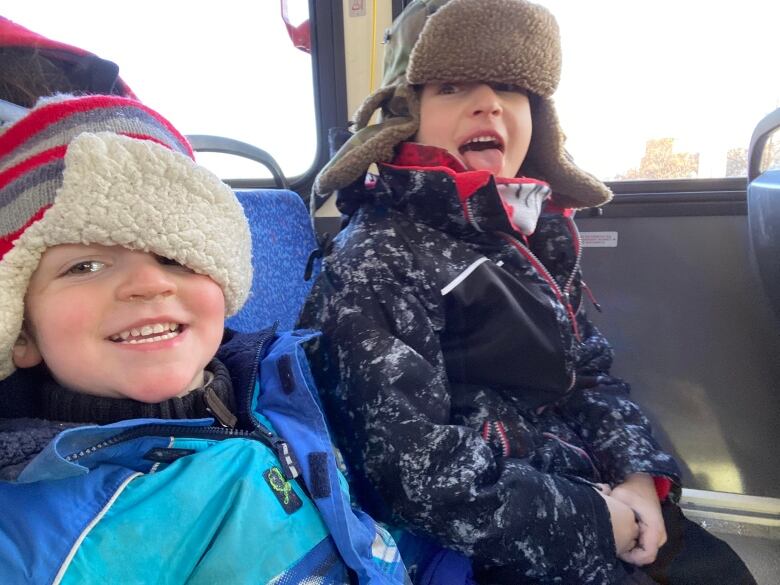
[0,94,408,584]
[299,0,755,583]
[16,244,226,402]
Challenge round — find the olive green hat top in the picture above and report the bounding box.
[314,0,612,210]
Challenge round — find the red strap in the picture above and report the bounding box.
[280,0,311,53]
[654,476,672,501]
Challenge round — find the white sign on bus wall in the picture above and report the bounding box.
[581,231,619,248]
[350,0,366,17]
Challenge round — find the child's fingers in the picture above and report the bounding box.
[622,520,662,566]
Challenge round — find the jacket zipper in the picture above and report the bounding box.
[243,326,301,480]
[464,198,484,233]
[64,424,265,462]
[496,231,581,341]
[562,216,583,305]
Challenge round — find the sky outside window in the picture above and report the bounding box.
[4,1,777,182]
[3,0,315,181]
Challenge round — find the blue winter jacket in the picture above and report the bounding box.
[0,327,409,585]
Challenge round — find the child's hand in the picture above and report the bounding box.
[610,473,666,566]
[597,491,639,558]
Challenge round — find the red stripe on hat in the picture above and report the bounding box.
[0,145,67,190]
[0,96,192,159]
[0,204,51,261]
[123,133,185,152]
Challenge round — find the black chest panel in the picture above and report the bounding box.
[439,259,571,409]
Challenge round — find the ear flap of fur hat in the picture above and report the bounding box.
[313,0,612,209]
[521,97,613,208]
[312,84,419,202]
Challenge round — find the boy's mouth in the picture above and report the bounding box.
[459,134,505,154]
[458,134,505,174]
[108,322,183,344]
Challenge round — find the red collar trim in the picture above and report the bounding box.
[385,142,554,204]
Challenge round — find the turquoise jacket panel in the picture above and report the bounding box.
[0,330,409,584]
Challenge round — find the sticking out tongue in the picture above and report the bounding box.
[461,148,503,174]
[458,140,504,175]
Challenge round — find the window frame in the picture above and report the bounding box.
[225,0,348,201]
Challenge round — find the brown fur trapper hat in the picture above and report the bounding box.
[314,0,612,209]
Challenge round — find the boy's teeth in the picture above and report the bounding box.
[111,322,181,342]
[460,135,503,154]
[126,331,178,344]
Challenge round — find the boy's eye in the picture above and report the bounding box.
[155,255,182,266]
[64,260,105,275]
[437,83,461,95]
[490,82,527,95]
[155,255,194,272]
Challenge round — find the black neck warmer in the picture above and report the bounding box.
[40,358,236,426]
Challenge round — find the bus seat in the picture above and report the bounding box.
[226,189,320,332]
[747,107,780,322]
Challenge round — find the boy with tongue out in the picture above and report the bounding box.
[300,1,755,583]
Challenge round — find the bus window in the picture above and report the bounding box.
[2,0,316,183]
[534,0,777,183]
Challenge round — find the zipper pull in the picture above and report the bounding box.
[204,387,237,429]
[249,422,301,480]
[273,439,301,480]
[581,280,603,313]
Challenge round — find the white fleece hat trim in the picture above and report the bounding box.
[0,132,252,380]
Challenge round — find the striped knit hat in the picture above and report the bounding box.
[0,95,252,380]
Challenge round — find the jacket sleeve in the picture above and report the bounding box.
[554,306,681,487]
[299,251,624,583]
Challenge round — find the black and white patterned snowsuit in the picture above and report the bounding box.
[300,145,681,584]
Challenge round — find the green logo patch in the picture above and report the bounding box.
[263,466,303,514]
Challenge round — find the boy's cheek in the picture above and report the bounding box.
[189,278,228,318]
[25,291,100,355]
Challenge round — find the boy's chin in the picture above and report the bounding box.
[112,370,206,403]
[132,371,204,404]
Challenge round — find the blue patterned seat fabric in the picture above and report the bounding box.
[226,189,320,332]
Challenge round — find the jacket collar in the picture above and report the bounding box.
[367,143,555,237]
[217,326,277,429]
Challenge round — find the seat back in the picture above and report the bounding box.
[226,189,320,332]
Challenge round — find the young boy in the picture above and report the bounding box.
[0,94,408,584]
[299,1,756,583]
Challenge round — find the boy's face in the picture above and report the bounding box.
[416,82,532,178]
[15,244,226,402]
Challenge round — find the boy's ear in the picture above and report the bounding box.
[12,330,43,369]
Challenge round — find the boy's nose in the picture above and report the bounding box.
[116,261,177,302]
[471,85,503,117]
